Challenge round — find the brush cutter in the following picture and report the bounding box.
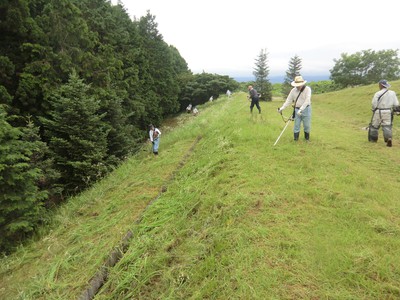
[274,108,293,146]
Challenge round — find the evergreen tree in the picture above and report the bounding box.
[41,71,109,195]
[0,0,50,118]
[0,106,47,253]
[21,116,61,206]
[282,55,302,97]
[253,49,272,101]
[137,12,183,118]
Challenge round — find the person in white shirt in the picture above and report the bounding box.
[369,79,399,147]
[149,124,161,155]
[278,76,312,141]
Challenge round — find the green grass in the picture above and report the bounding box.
[1,83,400,299]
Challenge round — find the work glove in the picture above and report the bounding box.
[152,141,154,144]
[297,109,302,116]
[277,107,283,114]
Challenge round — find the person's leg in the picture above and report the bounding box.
[302,106,311,141]
[255,101,261,113]
[293,114,301,141]
[294,132,300,141]
[153,139,160,154]
[293,115,301,141]
[250,100,255,113]
[381,111,393,146]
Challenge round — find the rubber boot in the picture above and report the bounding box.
[294,132,299,141]
[305,132,310,141]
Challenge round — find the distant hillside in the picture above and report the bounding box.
[235,74,330,83]
[1,81,400,299]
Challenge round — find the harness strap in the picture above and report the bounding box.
[371,90,391,129]
[292,85,306,118]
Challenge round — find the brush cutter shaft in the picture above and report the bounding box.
[273,120,291,146]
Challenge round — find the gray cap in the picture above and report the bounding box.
[379,80,391,88]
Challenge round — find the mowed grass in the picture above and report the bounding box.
[2,82,400,299]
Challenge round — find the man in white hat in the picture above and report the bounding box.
[369,79,399,147]
[278,76,312,141]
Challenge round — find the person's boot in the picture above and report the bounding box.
[294,132,299,141]
[305,132,310,141]
[387,138,392,147]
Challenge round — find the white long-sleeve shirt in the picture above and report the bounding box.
[372,88,399,110]
[281,86,312,111]
[149,128,161,142]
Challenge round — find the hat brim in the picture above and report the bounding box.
[291,80,307,87]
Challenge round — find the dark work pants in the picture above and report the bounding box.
[250,99,261,112]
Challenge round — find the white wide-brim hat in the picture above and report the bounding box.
[291,76,307,87]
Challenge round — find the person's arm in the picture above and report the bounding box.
[149,130,153,142]
[371,92,380,110]
[392,91,399,107]
[279,89,295,111]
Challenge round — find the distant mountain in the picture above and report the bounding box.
[234,74,330,83]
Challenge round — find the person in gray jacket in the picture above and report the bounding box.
[248,85,261,114]
[369,79,399,147]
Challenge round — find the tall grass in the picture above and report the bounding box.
[1,82,400,299]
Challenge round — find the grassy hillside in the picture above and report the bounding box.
[1,82,400,299]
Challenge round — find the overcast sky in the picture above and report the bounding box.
[111,0,400,78]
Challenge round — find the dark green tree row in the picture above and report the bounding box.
[179,72,239,109]
[0,0,237,253]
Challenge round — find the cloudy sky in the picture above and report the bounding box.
[111,0,400,78]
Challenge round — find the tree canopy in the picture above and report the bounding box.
[330,49,400,87]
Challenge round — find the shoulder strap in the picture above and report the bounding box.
[291,86,306,118]
[378,89,388,102]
